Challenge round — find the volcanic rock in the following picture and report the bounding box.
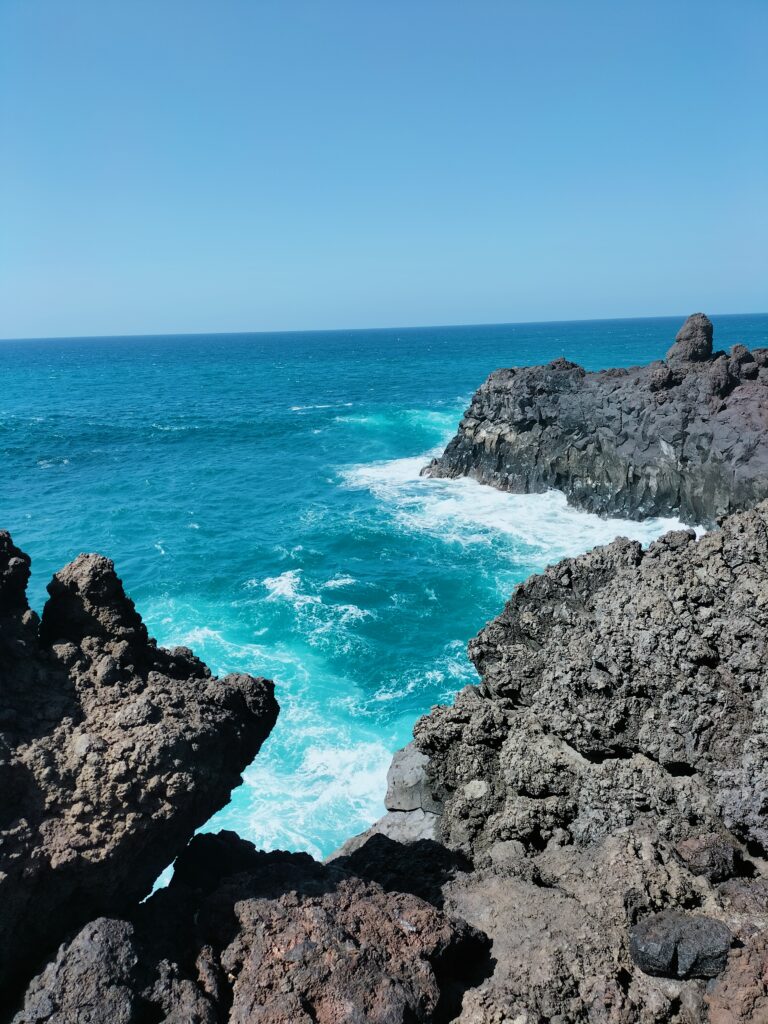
[360,501,768,1021]
[415,503,768,859]
[0,533,278,1000]
[12,830,490,1024]
[423,313,768,526]
[333,742,442,856]
[629,911,732,978]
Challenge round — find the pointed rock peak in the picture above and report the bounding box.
[0,530,31,615]
[666,313,714,363]
[40,552,148,645]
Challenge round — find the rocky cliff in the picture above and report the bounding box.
[424,314,768,526]
[6,314,768,1021]
[344,501,768,1022]
[0,531,279,1001]
[0,534,489,1021]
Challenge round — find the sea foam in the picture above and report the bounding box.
[341,451,694,566]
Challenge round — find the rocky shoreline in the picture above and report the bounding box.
[3,314,768,1022]
[423,314,768,527]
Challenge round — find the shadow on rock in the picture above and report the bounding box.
[13,831,493,1024]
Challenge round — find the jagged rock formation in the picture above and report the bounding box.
[0,533,279,1002]
[417,507,768,857]
[345,501,768,1021]
[424,314,768,527]
[2,535,490,1022]
[13,830,489,1024]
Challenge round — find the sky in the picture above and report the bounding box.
[1,1,766,339]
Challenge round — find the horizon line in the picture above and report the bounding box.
[1,309,766,345]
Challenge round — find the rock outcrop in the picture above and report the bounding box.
[345,501,768,1021]
[424,314,768,526]
[0,533,279,1001]
[13,830,489,1024]
[2,535,490,1021]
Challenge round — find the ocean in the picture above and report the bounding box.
[3,313,766,862]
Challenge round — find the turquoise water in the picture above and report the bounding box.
[3,314,766,859]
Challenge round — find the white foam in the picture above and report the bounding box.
[262,569,320,607]
[341,452,697,565]
[335,603,373,624]
[151,422,200,432]
[321,574,357,589]
[205,711,392,860]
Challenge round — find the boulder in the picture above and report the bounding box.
[629,912,731,979]
[12,831,490,1024]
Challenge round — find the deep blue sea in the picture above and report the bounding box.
[3,314,766,861]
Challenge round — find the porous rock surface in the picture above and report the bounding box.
[0,532,279,999]
[13,830,489,1024]
[424,313,768,526]
[351,501,768,1021]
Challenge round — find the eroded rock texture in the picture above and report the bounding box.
[424,313,768,526]
[0,533,278,1000]
[387,502,768,1022]
[13,830,489,1024]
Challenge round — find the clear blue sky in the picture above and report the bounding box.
[1,1,766,338]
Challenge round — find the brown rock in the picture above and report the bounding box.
[705,932,768,1024]
[0,534,278,1000]
[13,831,490,1024]
[676,834,739,883]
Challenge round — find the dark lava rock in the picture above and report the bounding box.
[415,503,768,860]
[675,834,739,883]
[424,313,768,526]
[629,911,731,979]
[13,830,490,1024]
[0,533,278,1001]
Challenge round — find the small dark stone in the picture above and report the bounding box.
[629,911,731,979]
[675,834,738,882]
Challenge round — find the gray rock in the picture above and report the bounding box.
[424,313,768,526]
[629,911,731,979]
[666,312,714,363]
[415,503,768,859]
[330,741,443,857]
[399,502,768,1021]
[386,741,442,813]
[332,807,440,857]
